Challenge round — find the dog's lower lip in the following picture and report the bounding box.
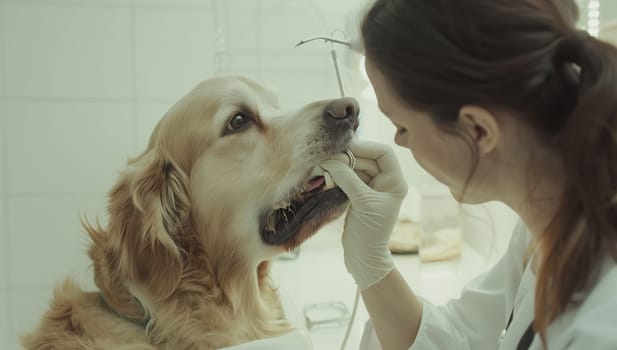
[260,187,347,245]
[260,151,349,245]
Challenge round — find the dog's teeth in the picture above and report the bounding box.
[323,172,336,190]
[309,167,325,178]
[265,215,277,233]
[273,199,290,210]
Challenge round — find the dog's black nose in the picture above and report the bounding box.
[323,97,360,131]
[324,97,359,120]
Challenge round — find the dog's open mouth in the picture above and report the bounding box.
[260,170,348,245]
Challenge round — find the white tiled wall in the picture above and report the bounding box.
[227,12,259,50]
[135,7,216,100]
[8,289,54,350]
[259,13,317,51]
[7,196,106,289]
[5,101,133,194]
[0,105,5,195]
[0,291,10,349]
[3,3,133,99]
[135,102,175,153]
[0,199,6,291]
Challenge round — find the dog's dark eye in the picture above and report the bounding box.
[226,113,251,134]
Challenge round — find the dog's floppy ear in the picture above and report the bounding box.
[107,149,190,300]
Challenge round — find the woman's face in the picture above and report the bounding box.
[365,58,482,202]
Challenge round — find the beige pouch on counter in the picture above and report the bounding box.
[419,227,462,262]
[389,218,421,254]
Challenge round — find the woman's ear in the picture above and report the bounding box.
[457,105,500,154]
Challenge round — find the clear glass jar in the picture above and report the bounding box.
[418,183,462,262]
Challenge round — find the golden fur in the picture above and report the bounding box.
[22,76,354,349]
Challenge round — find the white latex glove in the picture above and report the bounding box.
[320,141,408,291]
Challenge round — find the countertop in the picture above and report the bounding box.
[270,217,500,350]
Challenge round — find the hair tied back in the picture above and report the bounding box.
[554,30,600,82]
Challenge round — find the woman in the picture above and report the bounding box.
[320,0,617,349]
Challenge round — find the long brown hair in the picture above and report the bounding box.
[362,0,617,344]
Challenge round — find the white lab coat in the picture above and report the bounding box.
[360,221,617,349]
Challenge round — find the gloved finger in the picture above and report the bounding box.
[349,140,404,175]
[354,158,380,178]
[330,151,380,178]
[349,141,406,194]
[332,153,353,165]
[320,160,372,199]
[355,170,372,184]
[370,171,408,195]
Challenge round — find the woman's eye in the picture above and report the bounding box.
[226,113,251,132]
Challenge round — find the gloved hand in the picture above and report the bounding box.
[320,141,408,291]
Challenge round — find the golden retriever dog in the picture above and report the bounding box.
[22,76,359,349]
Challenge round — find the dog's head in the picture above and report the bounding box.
[88,76,358,312]
[186,77,358,260]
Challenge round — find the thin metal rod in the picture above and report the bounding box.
[330,48,346,96]
[296,36,349,96]
[339,288,360,350]
[295,36,352,48]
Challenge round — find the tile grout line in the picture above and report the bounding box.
[0,96,178,103]
[130,0,138,154]
[2,193,108,198]
[256,0,262,81]
[7,285,62,292]
[0,0,131,10]
[0,1,15,340]
[0,0,310,16]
